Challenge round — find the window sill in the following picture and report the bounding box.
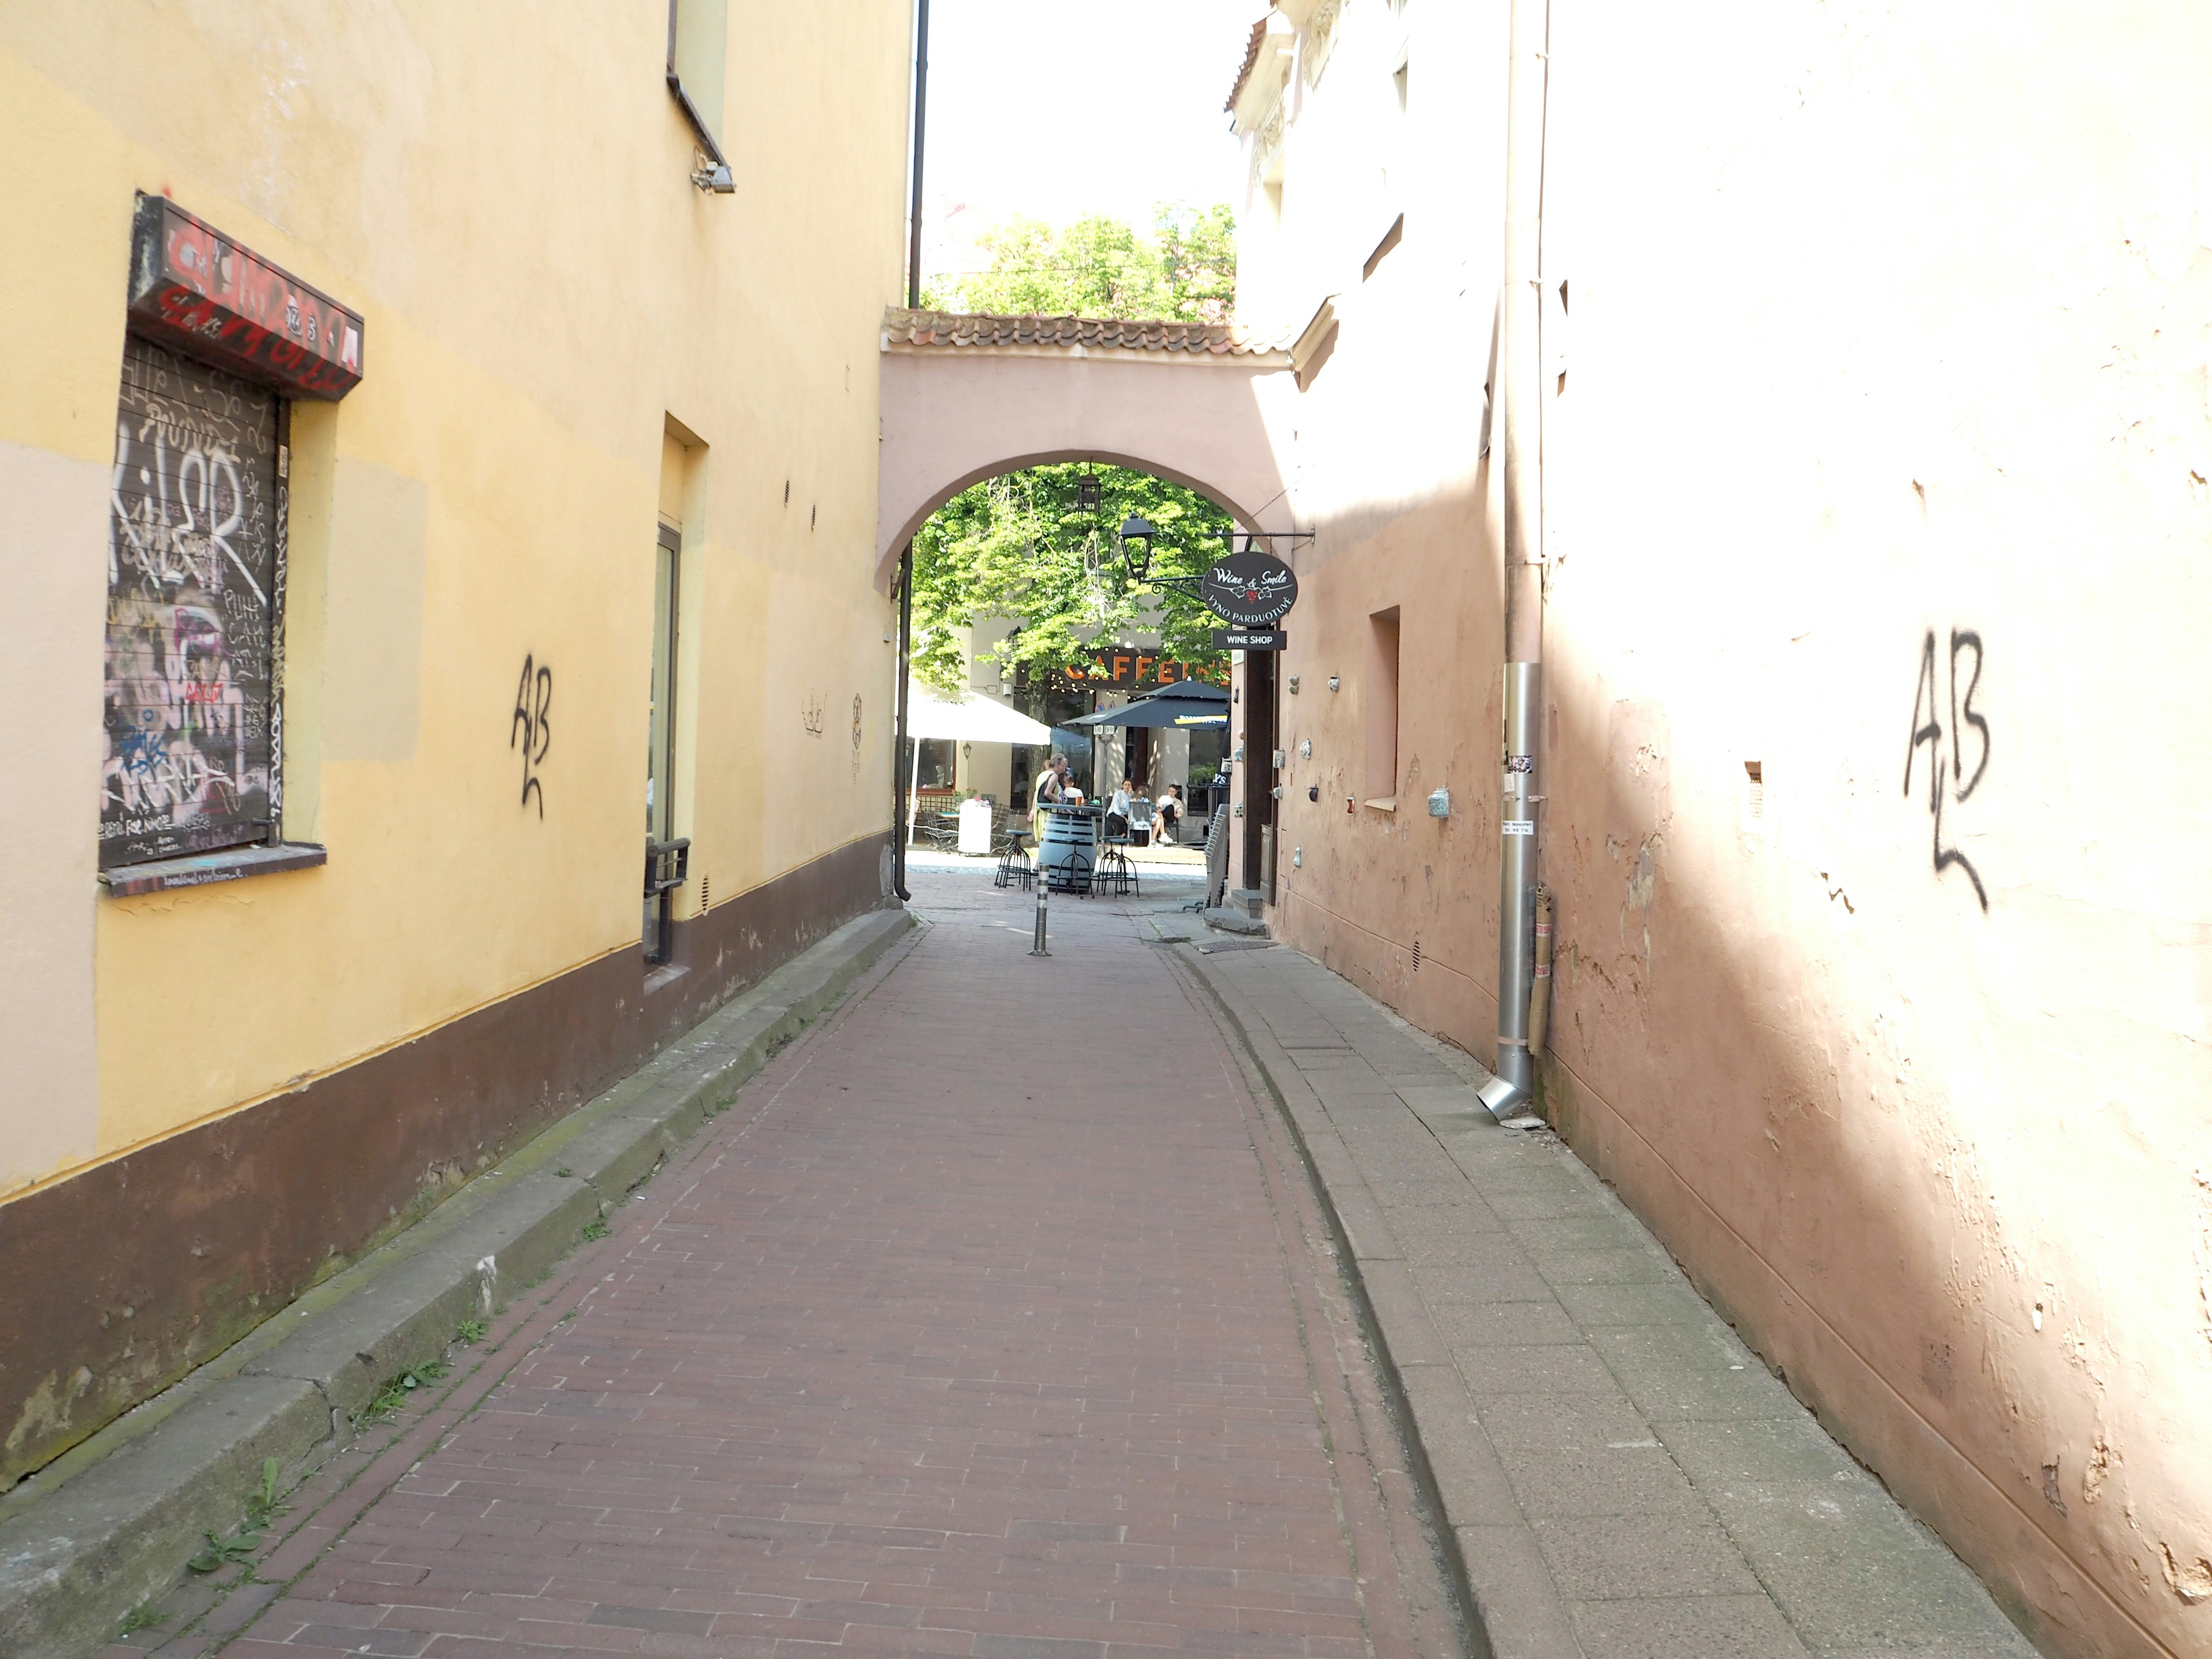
[643,962,690,997]
[1363,797,1397,813]
[101,841,327,897]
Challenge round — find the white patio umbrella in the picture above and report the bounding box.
[904,680,1055,745]
[902,681,1056,841]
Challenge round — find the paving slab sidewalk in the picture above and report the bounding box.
[1170,933,2040,1659]
[0,907,911,1659]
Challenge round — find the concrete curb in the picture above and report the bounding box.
[1174,946,1580,1659]
[0,907,914,1659]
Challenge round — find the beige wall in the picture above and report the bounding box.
[0,2,907,1185]
[1233,2,2211,1654]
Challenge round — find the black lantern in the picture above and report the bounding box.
[1075,473,1103,512]
[1118,514,1157,582]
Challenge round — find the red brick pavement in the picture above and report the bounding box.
[196,869,1457,1657]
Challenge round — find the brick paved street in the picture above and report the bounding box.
[210,867,1460,1658]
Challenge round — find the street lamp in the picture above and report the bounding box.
[1118,514,1157,582]
[1075,474,1102,512]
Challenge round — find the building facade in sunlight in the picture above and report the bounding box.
[0,3,909,1482]
[1223,2,2211,1655]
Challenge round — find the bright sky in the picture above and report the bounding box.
[919,0,1258,280]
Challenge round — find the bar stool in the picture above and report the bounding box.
[1096,820,1139,899]
[994,829,1034,891]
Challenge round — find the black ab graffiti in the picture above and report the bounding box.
[1904,628,1989,911]
[512,654,552,818]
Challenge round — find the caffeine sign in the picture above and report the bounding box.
[1200,550,1299,627]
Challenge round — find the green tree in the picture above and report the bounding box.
[925,202,1237,323]
[911,206,1241,696]
[1153,202,1237,323]
[912,463,1233,696]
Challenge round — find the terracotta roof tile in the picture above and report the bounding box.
[1225,13,1271,113]
[883,308,1289,358]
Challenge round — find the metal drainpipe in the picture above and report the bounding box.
[890,0,928,904]
[893,546,914,902]
[1481,0,1550,1121]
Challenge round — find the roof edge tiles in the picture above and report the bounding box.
[882,308,1291,359]
[1225,13,1270,112]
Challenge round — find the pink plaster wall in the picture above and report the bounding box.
[875,347,1294,590]
[1230,3,2212,1656]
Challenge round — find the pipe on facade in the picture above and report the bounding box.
[1483,0,1550,1120]
[1529,882,1554,1053]
[893,546,914,902]
[891,0,928,904]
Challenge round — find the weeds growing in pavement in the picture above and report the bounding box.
[244,1457,289,1528]
[456,1317,488,1344]
[555,1166,574,1177]
[117,1601,165,1634]
[187,1528,259,1574]
[354,1359,451,1428]
[581,1218,611,1241]
[184,1457,290,1577]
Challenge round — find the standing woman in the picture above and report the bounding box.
[1032,752,1069,839]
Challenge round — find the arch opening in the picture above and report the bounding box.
[878,449,1274,596]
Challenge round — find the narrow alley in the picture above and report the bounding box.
[139,868,1460,1658]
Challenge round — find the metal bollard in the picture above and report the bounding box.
[1030,850,1050,956]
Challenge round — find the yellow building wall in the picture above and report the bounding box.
[0,1,908,1180]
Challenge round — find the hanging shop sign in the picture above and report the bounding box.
[126,194,365,399]
[1055,649,1227,691]
[1200,548,1299,627]
[1213,628,1286,652]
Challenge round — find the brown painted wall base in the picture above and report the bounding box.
[0,832,892,1486]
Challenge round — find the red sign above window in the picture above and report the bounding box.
[126,195,365,400]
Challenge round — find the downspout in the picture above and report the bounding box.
[891,0,929,904]
[893,547,914,902]
[1482,0,1549,1121]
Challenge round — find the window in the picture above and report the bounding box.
[103,338,283,868]
[666,0,729,154]
[917,739,957,790]
[1365,608,1401,804]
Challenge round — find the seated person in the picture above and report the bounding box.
[1154,783,1181,843]
[1105,778,1132,840]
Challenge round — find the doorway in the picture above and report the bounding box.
[1241,649,1277,900]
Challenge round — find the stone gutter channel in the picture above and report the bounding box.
[0,909,914,1659]
[1165,928,2040,1659]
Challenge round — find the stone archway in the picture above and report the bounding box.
[875,309,1296,591]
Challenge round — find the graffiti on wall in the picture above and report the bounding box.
[127,195,365,400]
[103,338,279,869]
[512,655,552,817]
[1904,628,1990,911]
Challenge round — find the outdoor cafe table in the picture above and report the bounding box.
[1039,804,1102,892]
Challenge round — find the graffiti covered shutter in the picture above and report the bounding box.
[103,338,281,869]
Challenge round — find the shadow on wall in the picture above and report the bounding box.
[1534,672,2177,1659]
[1263,465,2181,1654]
[1272,477,1508,1050]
